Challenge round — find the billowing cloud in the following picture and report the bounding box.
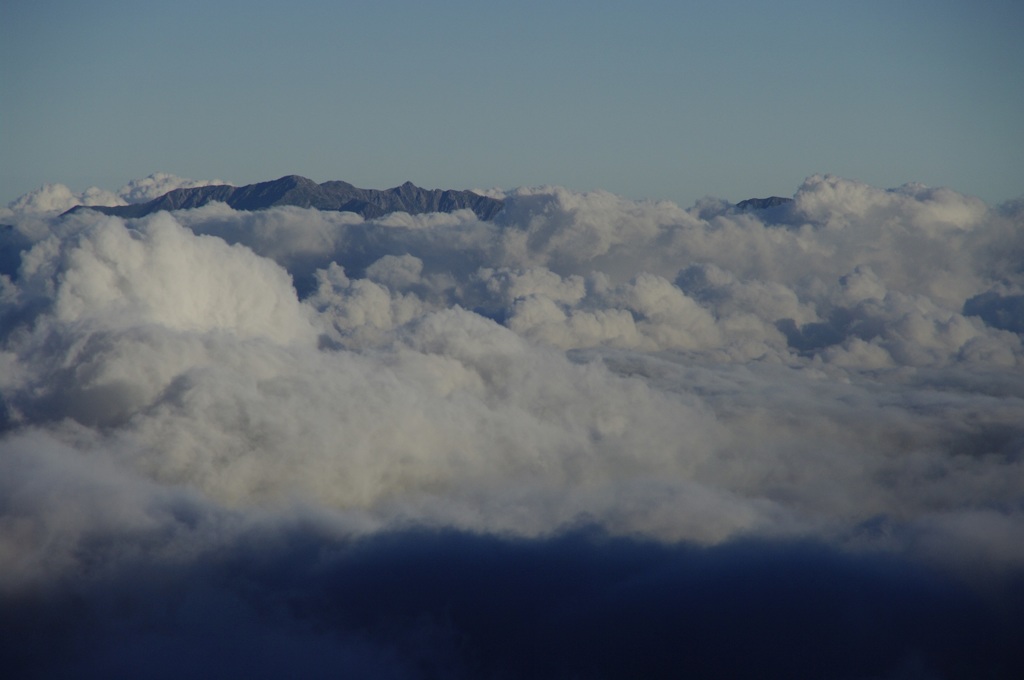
[1,174,1023,677]
[1,173,228,218]
[2,183,124,215]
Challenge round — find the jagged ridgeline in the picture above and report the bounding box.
[64,175,505,220]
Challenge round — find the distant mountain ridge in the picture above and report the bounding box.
[64,175,506,221]
[734,196,793,211]
[59,175,795,221]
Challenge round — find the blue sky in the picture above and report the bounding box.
[2,0,1022,207]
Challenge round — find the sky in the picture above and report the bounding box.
[2,0,1023,208]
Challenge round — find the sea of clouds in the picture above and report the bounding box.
[1,174,1022,677]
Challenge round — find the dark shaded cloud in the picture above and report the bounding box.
[2,527,1021,679]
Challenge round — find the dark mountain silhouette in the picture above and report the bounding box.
[734,196,793,211]
[59,175,795,221]
[64,175,505,221]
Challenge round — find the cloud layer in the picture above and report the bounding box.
[2,175,1023,677]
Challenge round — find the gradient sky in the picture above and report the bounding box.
[2,0,1022,207]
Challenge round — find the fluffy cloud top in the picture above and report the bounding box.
[2,173,228,217]
[3,183,124,215]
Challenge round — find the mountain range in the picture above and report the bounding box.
[59,176,796,222]
[64,175,506,221]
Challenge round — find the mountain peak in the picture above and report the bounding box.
[272,175,320,190]
[735,196,793,211]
